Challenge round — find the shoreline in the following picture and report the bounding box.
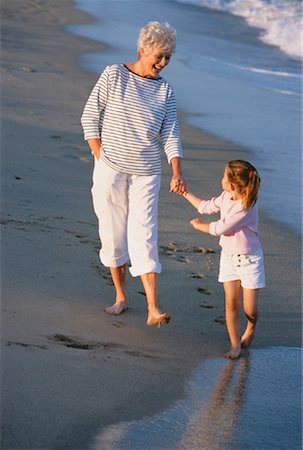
[1,1,301,448]
[69,3,302,238]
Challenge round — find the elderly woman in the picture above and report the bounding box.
[81,21,187,327]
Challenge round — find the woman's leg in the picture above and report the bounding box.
[140,272,170,326]
[105,265,128,315]
[127,174,162,277]
[223,280,241,359]
[91,160,130,314]
[241,288,259,347]
[127,174,168,326]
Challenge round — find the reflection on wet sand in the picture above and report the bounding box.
[92,357,250,450]
[91,347,301,450]
[179,357,249,450]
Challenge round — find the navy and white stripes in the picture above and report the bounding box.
[81,64,182,175]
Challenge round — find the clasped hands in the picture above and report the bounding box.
[169,176,188,195]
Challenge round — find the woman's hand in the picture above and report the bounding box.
[169,157,188,194]
[88,138,101,160]
[91,148,101,160]
[170,175,188,194]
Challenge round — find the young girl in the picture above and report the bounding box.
[182,160,265,359]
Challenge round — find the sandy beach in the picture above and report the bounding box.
[1,1,301,449]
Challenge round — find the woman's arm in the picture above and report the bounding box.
[169,157,187,194]
[81,66,110,156]
[160,89,187,195]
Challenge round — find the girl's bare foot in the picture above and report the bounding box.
[224,346,241,359]
[105,301,128,315]
[240,329,255,348]
[146,312,170,328]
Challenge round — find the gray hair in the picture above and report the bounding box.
[137,21,176,54]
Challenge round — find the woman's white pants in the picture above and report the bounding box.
[91,158,162,277]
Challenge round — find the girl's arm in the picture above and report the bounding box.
[183,191,203,210]
[190,218,210,234]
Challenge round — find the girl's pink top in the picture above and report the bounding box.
[198,191,261,255]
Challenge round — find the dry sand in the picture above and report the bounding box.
[1,1,301,448]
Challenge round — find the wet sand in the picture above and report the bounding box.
[92,347,301,450]
[1,1,301,449]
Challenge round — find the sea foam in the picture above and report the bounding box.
[176,0,303,60]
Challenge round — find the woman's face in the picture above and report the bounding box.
[140,46,172,78]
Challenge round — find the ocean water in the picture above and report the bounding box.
[71,0,302,233]
[90,347,302,450]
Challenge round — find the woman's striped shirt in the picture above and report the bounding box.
[81,64,183,175]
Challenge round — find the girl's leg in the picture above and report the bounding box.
[223,280,241,359]
[140,272,170,326]
[105,265,128,315]
[241,288,259,348]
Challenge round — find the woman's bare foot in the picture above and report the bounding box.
[146,312,171,328]
[105,301,128,315]
[224,346,241,359]
[240,329,255,348]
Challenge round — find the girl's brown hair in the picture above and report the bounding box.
[226,160,260,210]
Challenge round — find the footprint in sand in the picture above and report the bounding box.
[176,255,190,263]
[49,334,105,350]
[200,301,216,309]
[160,242,215,255]
[48,334,157,360]
[112,321,126,328]
[197,287,212,295]
[6,341,47,350]
[189,272,205,279]
[193,246,215,254]
[160,242,177,256]
[214,316,226,325]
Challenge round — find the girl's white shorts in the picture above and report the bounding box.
[218,248,265,289]
[91,157,162,277]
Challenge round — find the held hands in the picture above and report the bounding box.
[169,176,188,194]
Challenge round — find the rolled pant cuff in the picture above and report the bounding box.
[129,263,162,278]
[100,251,129,268]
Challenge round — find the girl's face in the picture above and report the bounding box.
[222,167,242,199]
[140,46,172,78]
[221,168,232,193]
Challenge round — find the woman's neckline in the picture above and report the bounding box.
[122,64,162,81]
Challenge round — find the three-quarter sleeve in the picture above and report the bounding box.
[160,88,183,164]
[81,66,110,140]
[198,193,224,215]
[209,209,252,237]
